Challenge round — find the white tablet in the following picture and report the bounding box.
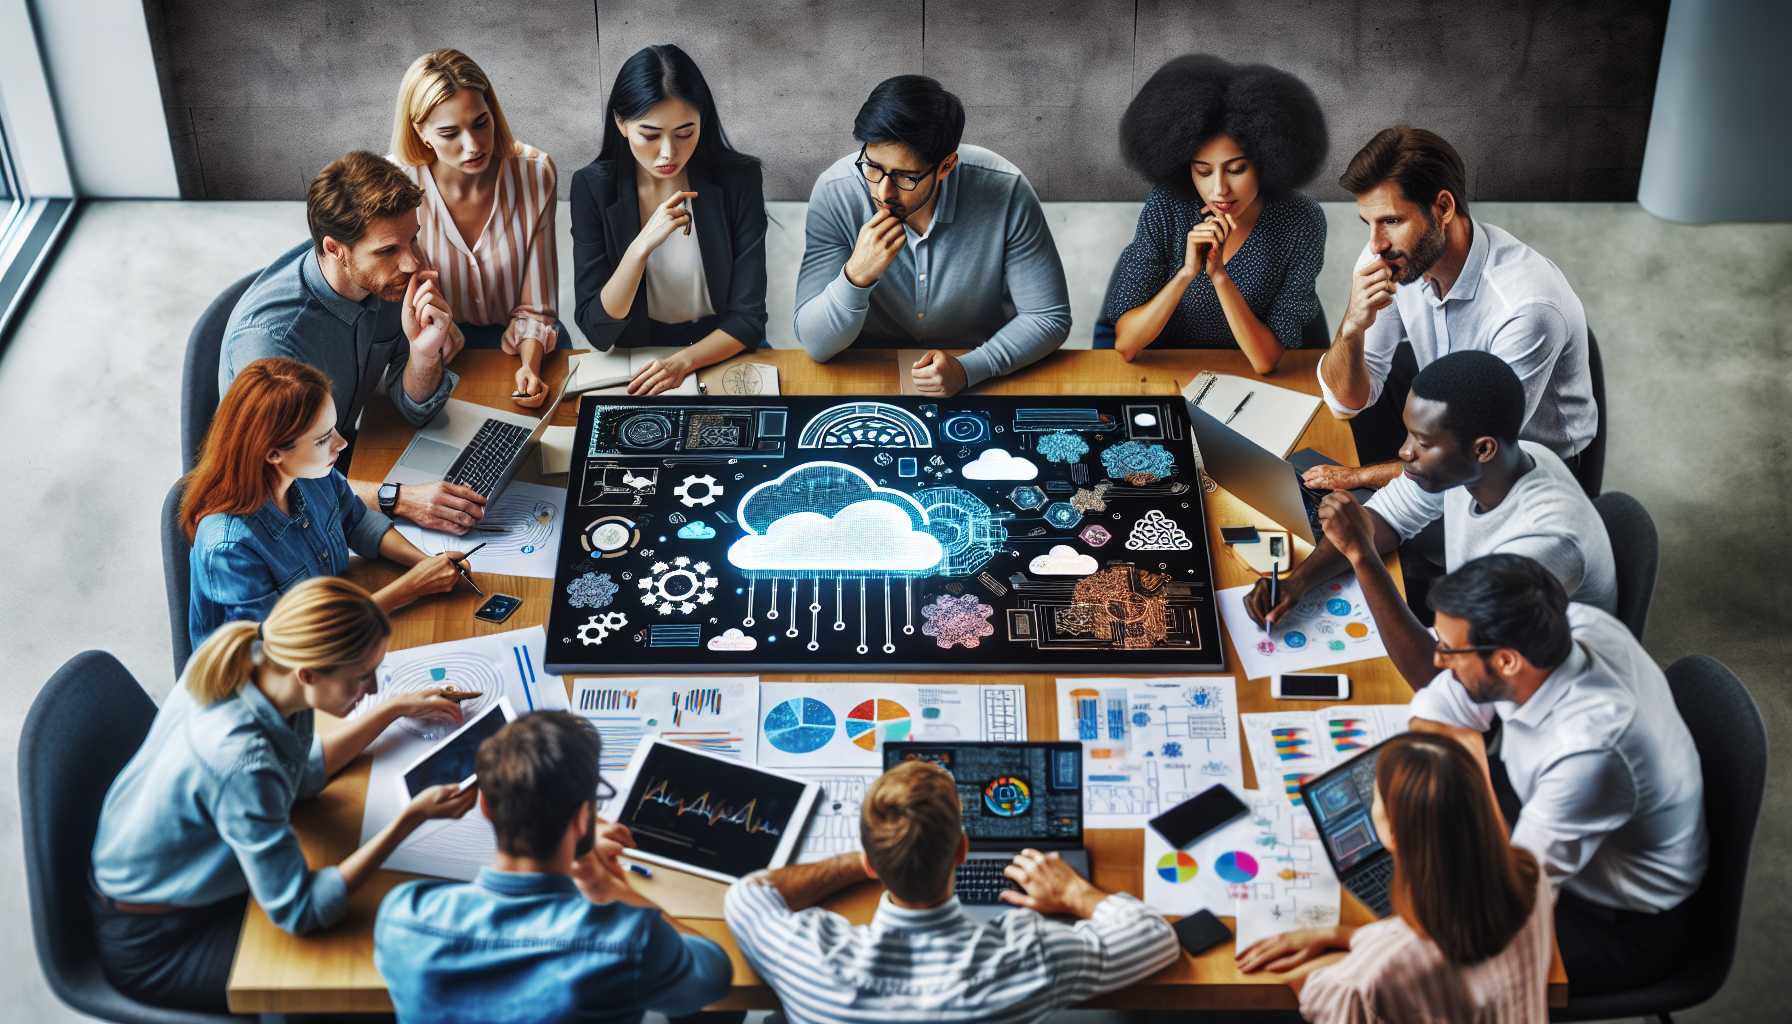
[605,739,820,884]
[400,697,517,799]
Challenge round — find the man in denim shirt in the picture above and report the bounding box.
[222,150,487,535]
[375,712,731,1022]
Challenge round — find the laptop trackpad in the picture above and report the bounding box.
[401,436,463,475]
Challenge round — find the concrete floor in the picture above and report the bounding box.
[0,200,1785,1022]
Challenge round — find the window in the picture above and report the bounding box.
[0,0,78,343]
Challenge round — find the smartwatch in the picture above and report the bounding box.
[378,482,401,515]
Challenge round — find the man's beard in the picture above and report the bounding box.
[1391,217,1447,285]
[346,258,409,302]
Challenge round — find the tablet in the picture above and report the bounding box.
[605,739,820,884]
[400,697,516,799]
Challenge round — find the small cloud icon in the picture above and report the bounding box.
[962,448,1039,481]
[707,627,757,652]
[676,521,716,540]
[1028,544,1098,576]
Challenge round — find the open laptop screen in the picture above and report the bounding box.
[1303,743,1388,873]
[884,742,1083,847]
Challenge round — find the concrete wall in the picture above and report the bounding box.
[148,0,1667,202]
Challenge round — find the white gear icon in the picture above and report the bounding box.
[576,611,629,646]
[672,474,722,508]
[637,555,719,616]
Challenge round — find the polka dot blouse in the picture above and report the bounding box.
[1098,186,1328,349]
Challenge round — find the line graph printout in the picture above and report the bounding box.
[755,682,1028,769]
[1240,705,1411,808]
[571,676,760,773]
[1054,677,1244,826]
[358,627,570,880]
[397,479,566,578]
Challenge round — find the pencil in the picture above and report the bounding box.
[452,542,488,596]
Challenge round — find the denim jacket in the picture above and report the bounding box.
[375,870,732,1023]
[90,676,344,934]
[188,470,392,649]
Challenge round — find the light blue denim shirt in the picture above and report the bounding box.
[221,239,456,443]
[188,469,392,649]
[90,677,344,935]
[375,870,732,1023]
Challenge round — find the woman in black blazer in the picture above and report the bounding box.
[571,44,768,395]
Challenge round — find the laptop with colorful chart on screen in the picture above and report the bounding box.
[884,741,1088,920]
[1299,738,1395,917]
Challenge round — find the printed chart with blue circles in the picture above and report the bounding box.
[762,697,837,755]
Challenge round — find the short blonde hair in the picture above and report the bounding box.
[185,577,391,705]
[391,48,518,167]
[861,759,963,903]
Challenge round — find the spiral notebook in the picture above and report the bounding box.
[1182,372,1322,458]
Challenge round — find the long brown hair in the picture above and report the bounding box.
[181,357,332,541]
[1377,732,1539,965]
[185,576,391,705]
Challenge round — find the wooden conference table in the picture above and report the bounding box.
[227,347,1568,1013]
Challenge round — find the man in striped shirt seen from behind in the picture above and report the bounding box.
[724,758,1178,1022]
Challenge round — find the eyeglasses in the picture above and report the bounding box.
[856,146,936,192]
[595,778,618,803]
[1434,642,1502,656]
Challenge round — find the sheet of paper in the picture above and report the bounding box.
[1216,575,1388,680]
[789,768,879,863]
[539,424,575,475]
[396,479,565,579]
[358,627,570,881]
[566,348,699,396]
[703,361,781,396]
[570,676,760,774]
[755,682,1028,770]
[1141,782,1258,914]
[1229,794,1341,949]
[1241,705,1412,808]
[1054,677,1245,827]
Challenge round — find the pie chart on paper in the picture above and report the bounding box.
[763,697,837,755]
[1214,851,1260,883]
[844,699,913,751]
[1155,850,1199,883]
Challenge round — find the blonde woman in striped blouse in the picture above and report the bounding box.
[391,49,559,409]
[1237,732,1554,1023]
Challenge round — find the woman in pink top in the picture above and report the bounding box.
[1238,732,1554,1023]
[391,49,560,409]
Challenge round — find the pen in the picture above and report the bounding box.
[627,863,654,878]
[1224,391,1254,425]
[473,525,509,533]
[1266,559,1278,633]
[452,541,488,596]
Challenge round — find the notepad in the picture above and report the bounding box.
[565,348,701,397]
[1182,372,1322,458]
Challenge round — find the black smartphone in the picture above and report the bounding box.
[474,593,522,624]
[1173,909,1232,956]
[1149,784,1250,849]
[1219,525,1260,545]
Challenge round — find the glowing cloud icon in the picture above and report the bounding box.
[962,448,1039,481]
[706,628,758,652]
[1027,544,1098,576]
[676,521,716,540]
[726,461,943,575]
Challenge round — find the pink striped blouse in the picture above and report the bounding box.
[397,143,559,355]
[1299,868,1555,1024]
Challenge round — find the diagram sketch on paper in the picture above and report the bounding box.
[756,683,1029,769]
[1215,575,1388,680]
[1055,677,1243,826]
[397,480,565,578]
[1230,795,1342,948]
[790,770,878,862]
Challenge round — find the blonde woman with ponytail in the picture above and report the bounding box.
[90,578,478,1013]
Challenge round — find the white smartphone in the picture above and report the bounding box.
[1271,673,1350,701]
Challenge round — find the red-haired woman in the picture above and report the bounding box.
[184,357,466,649]
[1237,731,1554,1022]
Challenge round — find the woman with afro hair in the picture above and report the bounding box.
[1098,55,1329,372]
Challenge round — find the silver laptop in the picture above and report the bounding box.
[386,371,570,499]
[1186,400,1375,545]
[883,741,1090,921]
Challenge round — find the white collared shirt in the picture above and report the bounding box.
[723,878,1176,1024]
[1409,604,1708,912]
[1320,219,1597,459]
[644,204,716,325]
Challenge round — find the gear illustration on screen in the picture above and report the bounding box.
[638,556,719,616]
[576,611,629,645]
[673,474,723,508]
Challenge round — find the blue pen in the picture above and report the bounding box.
[627,863,654,879]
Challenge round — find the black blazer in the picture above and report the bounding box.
[569,154,768,350]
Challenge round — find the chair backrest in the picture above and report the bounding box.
[1575,327,1608,498]
[1593,491,1658,641]
[162,478,193,678]
[181,272,258,473]
[1665,655,1768,994]
[17,651,159,1010]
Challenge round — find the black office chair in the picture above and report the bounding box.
[1551,655,1767,1022]
[1574,328,1607,499]
[161,479,192,679]
[182,272,257,472]
[1594,491,1658,641]
[18,651,249,1023]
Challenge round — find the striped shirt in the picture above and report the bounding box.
[1299,868,1554,1024]
[396,143,560,355]
[723,879,1177,1023]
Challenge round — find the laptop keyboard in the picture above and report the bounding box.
[1349,857,1396,918]
[955,859,1021,905]
[445,419,531,496]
